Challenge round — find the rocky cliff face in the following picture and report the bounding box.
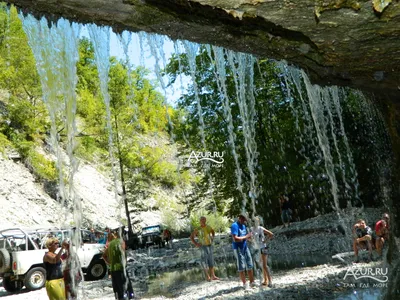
[0,146,189,234]
[0,153,122,229]
[4,0,400,97]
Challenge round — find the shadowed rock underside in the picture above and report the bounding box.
[3,0,400,98]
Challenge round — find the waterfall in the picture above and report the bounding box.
[10,8,396,298]
[144,32,175,139]
[117,31,138,124]
[87,25,123,215]
[21,15,83,224]
[209,45,247,205]
[226,50,259,217]
[21,15,67,213]
[182,41,207,152]
[20,13,83,295]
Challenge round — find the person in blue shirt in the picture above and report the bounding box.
[98,227,110,244]
[231,214,256,289]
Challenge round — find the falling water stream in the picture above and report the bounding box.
[6,8,396,299]
[208,45,247,204]
[20,14,85,294]
[226,51,260,216]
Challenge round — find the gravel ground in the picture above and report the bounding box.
[0,260,387,300]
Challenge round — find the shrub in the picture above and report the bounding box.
[151,161,179,188]
[26,149,57,181]
[190,209,230,233]
[0,133,11,154]
[161,209,191,236]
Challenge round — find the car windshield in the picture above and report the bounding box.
[142,225,161,235]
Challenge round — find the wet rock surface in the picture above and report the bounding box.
[4,0,400,96]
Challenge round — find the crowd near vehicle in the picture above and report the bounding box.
[0,227,107,293]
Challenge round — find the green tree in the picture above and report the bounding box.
[0,5,46,143]
[166,46,390,226]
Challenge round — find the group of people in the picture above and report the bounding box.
[352,213,390,263]
[190,214,274,290]
[42,212,390,299]
[89,227,116,244]
[43,229,133,300]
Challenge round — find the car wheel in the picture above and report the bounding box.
[24,267,46,291]
[0,249,11,273]
[2,277,23,293]
[87,260,107,280]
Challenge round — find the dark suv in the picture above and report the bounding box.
[140,225,165,248]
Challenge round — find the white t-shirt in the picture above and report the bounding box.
[251,226,266,249]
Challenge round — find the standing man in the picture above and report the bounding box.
[280,195,291,228]
[190,216,219,281]
[103,231,128,300]
[163,228,173,249]
[231,214,256,289]
[89,228,97,243]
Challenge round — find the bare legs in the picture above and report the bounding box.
[204,267,219,281]
[353,236,372,262]
[239,270,254,284]
[261,254,272,285]
[210,267,219,280]
[375,237,385,256]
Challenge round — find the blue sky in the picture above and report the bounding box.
[82,26,188,106]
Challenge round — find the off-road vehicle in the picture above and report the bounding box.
[140,224,165,248]
[0,227,107,293]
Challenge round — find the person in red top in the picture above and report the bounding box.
[375,213,390,257]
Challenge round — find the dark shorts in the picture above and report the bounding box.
[251,246,269,257]
[234,247,253,272]
[356,240,372,250]
[261,246,269,255]
[281,209,291,223]
[111,270,126,300]
[372,232,385,241]
[200,245,215,268]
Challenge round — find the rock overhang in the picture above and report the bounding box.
[3,0,400,98]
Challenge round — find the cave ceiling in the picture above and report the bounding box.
[4,0,400,98]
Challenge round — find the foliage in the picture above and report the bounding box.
[161,209,191,235]
[0,5,54,183]
[73,37,195,232]
[26,149,57,181]
[0,5,46,144]
[165,46,392,226]
[0,132,11,153]
[1,3,391,231]
[13,140,57,180]
[0,7,193,214]
[190,209,230,233]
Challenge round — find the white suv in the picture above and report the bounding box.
[0,227,107,293]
